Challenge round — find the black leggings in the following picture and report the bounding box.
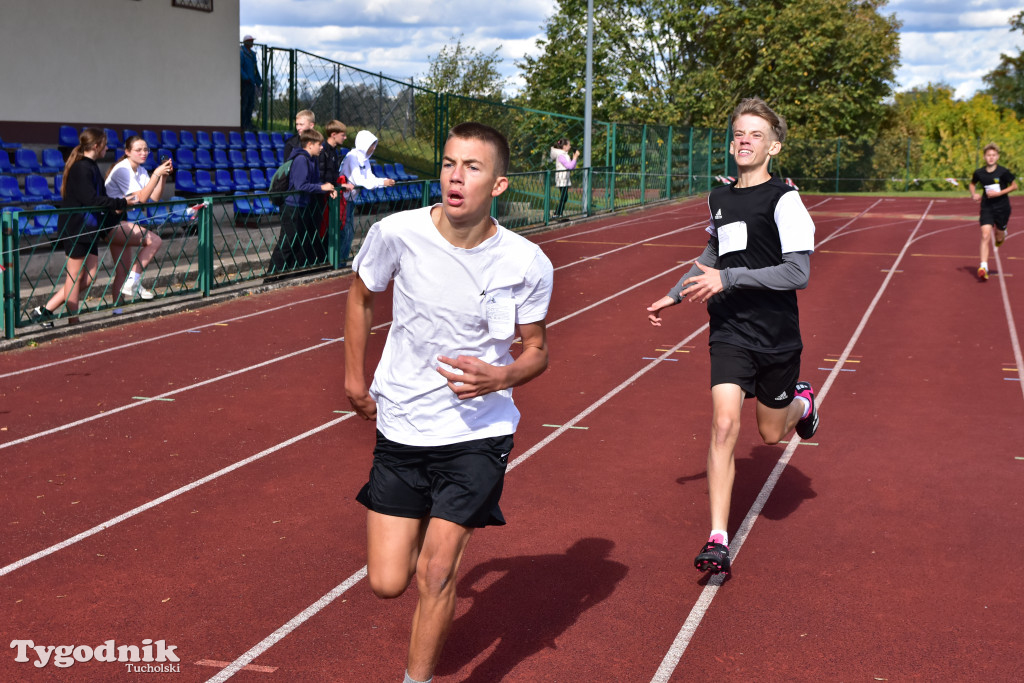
[556,186,569,216]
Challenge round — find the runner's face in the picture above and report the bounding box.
[730,114,780,171]
[440,136,507,223]
[985,149,999,166]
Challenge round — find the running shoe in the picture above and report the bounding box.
[28,305,55,329]
[136,283,155,300]
[694,540,731,575]
[794,381,818,439]
[995,227,1007,248]
[978,266,989,281]
[120,275,139,298]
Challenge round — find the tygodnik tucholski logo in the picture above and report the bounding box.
[10,639,181,672]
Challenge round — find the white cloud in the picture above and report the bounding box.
[242,0,1024,100]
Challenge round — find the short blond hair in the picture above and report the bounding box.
[296,109,315,124]
[733,97,787,143]
[984,143,1001,155]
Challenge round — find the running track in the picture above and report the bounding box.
[2,195,1021,681]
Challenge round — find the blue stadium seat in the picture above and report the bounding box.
[257,132,273,151]
[195,130,212,149]
[25,175,60,202]
[395,163,418,180]
[2,206,38,235]
[0,176,24,205]
[256,194,279,214]
[228,148,246,170]
[12,149,41,175]
[32,205,60,234]
[104,128,121,152]
[161,130,180,150]
[54,174,62,199]
[429,181,442,200]
[338,147,349,160]
[175,169,197,194]
[244,148,262,169]
[0,154,13,175]
[194,170,216,194]
[260,148,277,170]
[40,149,64,174]
[0,134,22,151]
[243,131,259,150]
[212,148,230,170]
[141,130,160,152]
[228,131,244,149]
[212,131,228,149]
[175,147,196,171]
[371,162,385,178]
[233,193,254,215]
[232,169,252,192]
[58,125,79,148]
[382,164,400,181]
[213,169,235,192]
[250,168,269,191]
[178,130,197,149]
[271,132,285,148]
[406,182,423,201]
[122,129,138,148]
[194,148,214,170]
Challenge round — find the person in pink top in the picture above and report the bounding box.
[549,138,580,220]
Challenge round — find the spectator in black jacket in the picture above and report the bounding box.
[29,128,135,327]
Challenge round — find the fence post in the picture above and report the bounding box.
[421,180,431,208]
[640,124,648,205]
[1,211,14,338]
[288,49,297,125]
[328,193,341,269]
[543,169,552,225]
[706,128,713,193]
[198,198,214,297]
[609,123,617,212]
[665,126,673,200]
[835,137,841,194]
[905,137,912,192]
[687,126,694,196]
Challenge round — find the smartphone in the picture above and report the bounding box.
[160,154,171,164]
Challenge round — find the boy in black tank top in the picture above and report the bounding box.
[646,97,819,576]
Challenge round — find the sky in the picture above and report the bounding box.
[239,0,1024,100]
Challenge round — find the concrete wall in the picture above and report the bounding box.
[0,0,240,142]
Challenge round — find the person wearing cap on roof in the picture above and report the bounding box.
[240,35,263,130]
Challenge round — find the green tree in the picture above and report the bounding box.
[421,34,507,100]
[518,0,901,137]
[983,11,1024,117]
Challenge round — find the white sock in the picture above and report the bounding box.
[404,672,431,683]
[709,529,729,547]
[980,261,988,271]
[795,395,811,419]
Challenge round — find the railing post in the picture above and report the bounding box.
[328,192,341,269]
[706,128,713,193]
[665,125,674,199]
[543,169,551,225]
[421,181,431,208]
[609,123,617,212]
[640,124,648,205]
[288,49,297,125]
[198,198,214,297]
[1,210,15,338]
[836,137,842,194]
[687,126,694,196]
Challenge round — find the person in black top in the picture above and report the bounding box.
[969,143,1017,281]
[646,97,819,577]
[29,128,135,328]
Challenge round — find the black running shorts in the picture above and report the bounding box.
[709,342,802,409]
[980,205,1010,231]
[355,431,513,528]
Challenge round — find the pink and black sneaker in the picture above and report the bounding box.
[694,538,731,575]
[794,381,818,439]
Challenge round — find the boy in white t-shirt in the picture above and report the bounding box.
[345,122,553,683]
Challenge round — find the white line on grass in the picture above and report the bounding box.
[649,201,935,683]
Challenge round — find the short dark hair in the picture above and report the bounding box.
[448,122,510,176]
[732,97,788,143]
[300,129,324,146]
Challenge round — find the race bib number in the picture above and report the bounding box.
[484,290,515,339]
[717,220,748,256]
[985,183,1001,194]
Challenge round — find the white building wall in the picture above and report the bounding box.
[0,0,240,128]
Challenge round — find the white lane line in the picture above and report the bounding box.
[0,414,355,577]
[2,225,702,453]
[991,242,1024,403]
[1,290,347,379]
[205,325,710,682]
[650,201,935,683]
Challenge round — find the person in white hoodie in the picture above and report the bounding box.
[340,130,396,265]
[549,138,580,220]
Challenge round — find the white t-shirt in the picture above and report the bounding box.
[353,205,555,446]
[104,158,149,198]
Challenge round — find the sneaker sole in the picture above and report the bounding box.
[978,268,989,281]
[694,557,730,575]
[796,412,819,439]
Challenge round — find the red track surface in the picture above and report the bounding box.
[2,195,1022,682]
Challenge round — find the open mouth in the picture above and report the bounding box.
[447,190,465,206]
